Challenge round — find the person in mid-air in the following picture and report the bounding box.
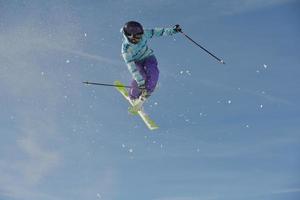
[121,21,181,113]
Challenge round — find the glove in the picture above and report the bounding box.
[173,24,182,33]
[137,79,145,88]
[138,84,146,92]
[138,84,149,99]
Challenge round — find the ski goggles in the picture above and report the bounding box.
[125,33,143,40]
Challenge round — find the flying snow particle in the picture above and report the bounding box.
[228,100,232,104]
[260,104,263,109]
[41,72,45,76]
[263,64,268,69]
[122,144,126,148]
[84,33,87,37]
[180,70,184,74]
[246,125,250,128]
[154,102,158,106]
[128,149,133,153]
[186,70,191,76]
[96,193,102,199]
[256,70,260,73]
[66,59,70,64]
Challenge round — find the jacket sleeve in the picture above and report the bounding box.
[122,45,145,86]
[144,27,177,39]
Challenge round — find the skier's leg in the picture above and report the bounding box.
[129,56,158,113]
[129,80,139,100]
[129,61,146,100]
[144,55,159,96]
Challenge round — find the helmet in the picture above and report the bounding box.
[123,21,144,36]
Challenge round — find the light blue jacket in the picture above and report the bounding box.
[121,27,178,86]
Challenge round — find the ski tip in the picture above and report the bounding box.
[150,126,159,130]
[220,60,225,64]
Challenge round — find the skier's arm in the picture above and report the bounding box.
[126,61,145,86]
[122,48,145,86]
[144,26,180,39]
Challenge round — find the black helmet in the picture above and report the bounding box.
[123,21,144,36]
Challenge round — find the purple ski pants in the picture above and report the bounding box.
[129,55,159,100]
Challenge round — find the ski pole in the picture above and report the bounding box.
[83,81,132,88]
[179,30,225,64]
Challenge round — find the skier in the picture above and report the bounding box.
[121,21,182,113]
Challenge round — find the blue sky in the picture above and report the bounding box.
[0,0,299,200]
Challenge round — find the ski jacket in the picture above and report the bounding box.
[121,27,177,86]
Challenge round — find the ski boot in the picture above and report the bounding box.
[128,90,149,115]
